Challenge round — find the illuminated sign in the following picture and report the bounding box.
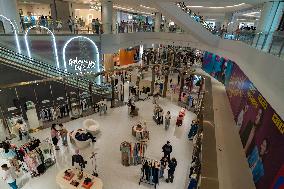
[68,57,96,73]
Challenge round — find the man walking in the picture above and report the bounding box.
[162,141,172,161]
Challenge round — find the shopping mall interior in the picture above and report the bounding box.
[0,0,283,189]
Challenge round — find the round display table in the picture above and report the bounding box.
[56,168,103,189]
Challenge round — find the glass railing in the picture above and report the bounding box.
[176,2,214,32]
[223,31,284,60]
[0,46,110,94]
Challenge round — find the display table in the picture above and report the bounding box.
[69,130,92,149]
[56,168,103,189]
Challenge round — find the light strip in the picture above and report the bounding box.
[0,15,21,54]
[187,6,204,8]
[25,25,60,68]
[140,4,156,10]
[62,36,101,84]
[187,3,245,9]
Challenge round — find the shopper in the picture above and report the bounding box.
[164,111,171,130]
[18,119,30,140]
[162,141,172,161]
[59,123,68,146]
[166,158,177,183]
[51,124,60,150]
[1,164,18,189]
[94,18,100,34]
[67,16,74,33]
[159,156,168,178]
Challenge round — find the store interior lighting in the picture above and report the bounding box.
[187,3,246,9]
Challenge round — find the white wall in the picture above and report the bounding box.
[18,3,51,17]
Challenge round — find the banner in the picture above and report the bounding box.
[202,52,233,85]
[203,52,284,189]
[226,64,284,189]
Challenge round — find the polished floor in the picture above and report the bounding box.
[0,97,195,189]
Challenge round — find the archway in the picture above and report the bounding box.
[62,36,101,83]
[24,25,60,68]
[0,15,21,53]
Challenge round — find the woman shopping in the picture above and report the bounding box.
[164,111,171,130]
[51,124,60,150]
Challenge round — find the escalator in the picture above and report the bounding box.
[0,45,110,96]
[155,1,219,47]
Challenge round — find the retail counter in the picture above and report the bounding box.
[56,168,103,189]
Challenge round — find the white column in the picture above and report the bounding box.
[0,0,20,33]
[112,9,117,34]
[101,0,113,34]
[165,19,170,32]
[154,12,162,32]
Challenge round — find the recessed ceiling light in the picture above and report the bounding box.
[187,6,204,8]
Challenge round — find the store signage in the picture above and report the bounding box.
[68,57,96,72]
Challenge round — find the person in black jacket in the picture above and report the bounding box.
[72,149,87,170]
[166,158,177,183]
[162,141,172,161]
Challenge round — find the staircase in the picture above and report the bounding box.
[0,45,110,96]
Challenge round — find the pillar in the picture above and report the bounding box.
[253,1,284,51]
[103,54,114,71]
[165,19,170,32]
[112,9,117,34]
[0,0,20,33]
[50,0,72,30]
[101,0,113,34]
[154,12,162,32]
[222,12,233,29]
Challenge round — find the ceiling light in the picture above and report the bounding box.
[140,5,156,10]
[187,6,204,8]
[209,6,225,9]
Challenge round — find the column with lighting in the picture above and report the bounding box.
[101,0,113,34]
[0,0,20,33]
[154,12,162,32]
[254,1,284,51]
[112,9,117,34]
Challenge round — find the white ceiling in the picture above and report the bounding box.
[17,0,271,18]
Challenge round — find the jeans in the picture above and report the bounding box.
[8,180,18,189]
[165,119,170,130]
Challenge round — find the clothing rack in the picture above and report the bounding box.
[139,157,160,189]
[120,141,147,166]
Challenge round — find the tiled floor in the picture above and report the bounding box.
[0,97,195,189]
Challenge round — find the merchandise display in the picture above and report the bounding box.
[0,138,55,177]
[153,104,164,125]
[56,168,103,189]
[179,75,205,112]
[132,122,149,141]
[176,108,186,126]
[139,158,160,188]
[120,141,148,166]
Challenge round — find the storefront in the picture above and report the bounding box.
[18,3,51,29]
